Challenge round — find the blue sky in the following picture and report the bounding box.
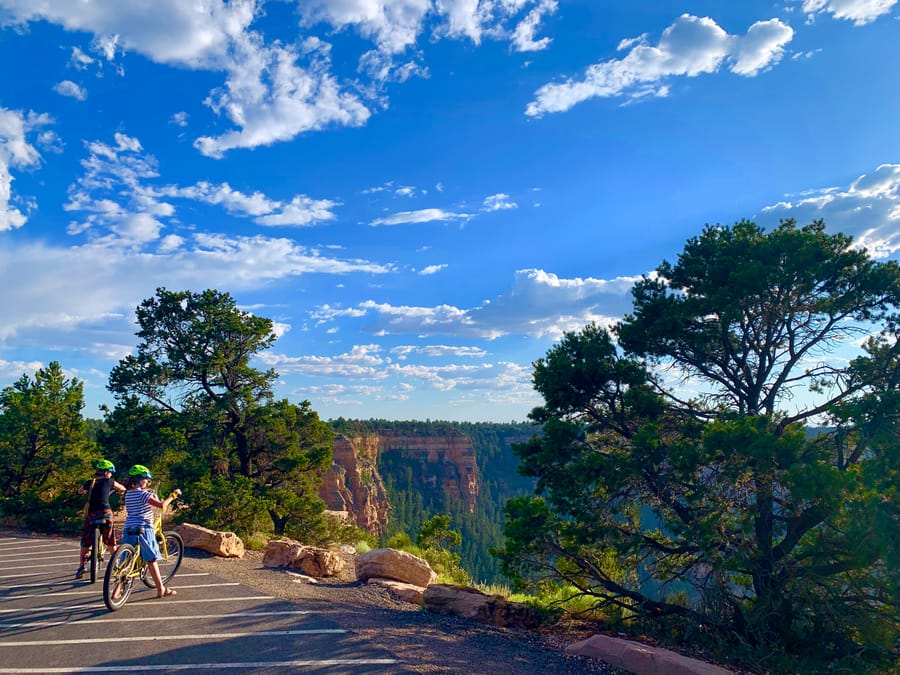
[1,1,898,422]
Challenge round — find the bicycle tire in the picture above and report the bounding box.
[103,544,136,611]
[89,525,100,584]
[141,531,184,587]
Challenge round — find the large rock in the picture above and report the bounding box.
[262,537,345,577]
[566,635,734,675]
[355,548,437,587]
[367,578,427,604]
[423,583,540,628]
[174,523,244,558]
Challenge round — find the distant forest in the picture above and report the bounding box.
[331,419,538,585]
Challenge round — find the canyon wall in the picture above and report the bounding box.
[318,429,479,535]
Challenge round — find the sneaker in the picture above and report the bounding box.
[98,554,105,564]
[74,565,85,579]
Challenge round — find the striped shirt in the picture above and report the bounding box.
[123,489,154,529]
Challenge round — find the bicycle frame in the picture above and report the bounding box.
[103,500,184,611]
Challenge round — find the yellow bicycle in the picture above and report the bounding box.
[102,507,183,611]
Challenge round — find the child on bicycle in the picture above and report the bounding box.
[76,459,126,579]
[121,464,182,598]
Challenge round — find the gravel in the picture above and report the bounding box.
[181,548,626,674]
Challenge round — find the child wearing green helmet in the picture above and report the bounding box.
[121,464,182,598]
[75,459,126,579]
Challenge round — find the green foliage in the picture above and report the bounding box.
[498,220,900,670]
[0,362,94,530]
[183,474,273,539]
[365,418,536,584]
[107,288,335,539]
[385,515,472,585]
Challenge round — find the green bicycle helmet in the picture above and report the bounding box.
[128,464,152,479]
[94,459,116,472]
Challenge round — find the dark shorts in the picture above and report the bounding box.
[80,509,116,549]
[122,525,162,562]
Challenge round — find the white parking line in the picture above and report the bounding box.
[4,582,242,598]
[0,610,311,628]
[0,596,275,612]
[0,629,347,646]
[0,544,73,553]
[0,572,209,589]
[0,659,399,672]
[0,562,79,571]
[0,554,79,562]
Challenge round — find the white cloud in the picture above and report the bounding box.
[67,46,95,71]
[370,207,473,226]
[483,193,518,211]
[53,80,88,100]
[419,264,448,275]
[0,107,50,231]
[170,111,189,127]
[760,163,900,258]
[312,268,639,340]
[0,234,393,346]
[511,0,557,52]
[802,0,899,25]
[194,37,372,158]
[391,344,487,358]
[526,14,794,116]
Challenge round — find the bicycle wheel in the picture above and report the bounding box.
[141,531,184,587]
[103,544,136,611]
[89,525,100,584]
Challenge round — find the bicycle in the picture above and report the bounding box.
[102,506,184,611]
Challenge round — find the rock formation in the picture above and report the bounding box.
[318,430,480,535]
[318,434,390,535]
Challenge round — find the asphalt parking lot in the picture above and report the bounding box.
[0,533,404,673]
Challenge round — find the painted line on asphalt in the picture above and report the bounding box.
[0,659,400,672]
[0,573,45,579]
[0,554,80,562]
[4,582,243,598]
[0,544,73,553]
[0,629,347,646]
[0,610,312,628]
[0,572,210,589]
[0,562,79,571]
[0,596,275,612]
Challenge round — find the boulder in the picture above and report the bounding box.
[423,583,540,628]
[298,548,345,577]
[355,548,437,587]
[262,537,345,577]
[263,538,303,567]
[367,578,426,604]
[174,523,244,558]
[565,635,734,675]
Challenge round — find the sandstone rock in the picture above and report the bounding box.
[423,583,540,628]
[174,523,244,558]
[298,548,345,577]
[263,538,304,567]
[367,578,426,604]
[355,548,437,587]
[262,537,345,577]
[565,635,734,675]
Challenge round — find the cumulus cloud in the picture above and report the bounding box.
[802,0,899,25]
[760,163,900,258]
[418,264,447,275]
[0,107,51,231]
[511,0,558,52]
[370,208,474,226]
[311,268,640,340]
[483,193,517,211]
[53,80,87,100]
[526,14,794,116]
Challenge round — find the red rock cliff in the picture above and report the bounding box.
[318,430,479,535]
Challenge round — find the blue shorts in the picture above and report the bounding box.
[122,526,161,562]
